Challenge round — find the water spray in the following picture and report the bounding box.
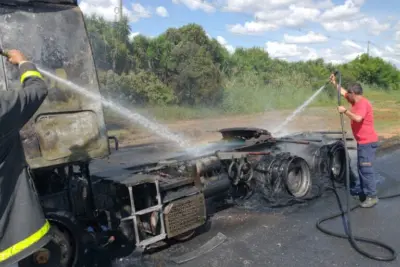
[316,71,400,262]
[39,67,192,146]
[272,71,339,136]
[0,48,201,155]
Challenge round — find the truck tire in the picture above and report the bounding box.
[19,211,85,267]
[19,223,77,267]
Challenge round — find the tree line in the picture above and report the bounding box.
[85,14,400,111]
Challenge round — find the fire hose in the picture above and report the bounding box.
[315,70,400,261]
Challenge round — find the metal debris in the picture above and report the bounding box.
[169,232,227,264]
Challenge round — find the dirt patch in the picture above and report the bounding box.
[375,108,396,112]
[109,107,349,147]
[107,106,399,148]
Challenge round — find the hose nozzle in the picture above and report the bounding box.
[0,48,9,58]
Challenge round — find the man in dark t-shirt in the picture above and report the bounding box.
[330,74,379,208]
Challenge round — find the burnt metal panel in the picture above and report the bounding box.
[164,193,206,238]
[0,3,109,169]
[218,127,272,140]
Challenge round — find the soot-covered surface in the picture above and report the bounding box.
[89,145,400,267]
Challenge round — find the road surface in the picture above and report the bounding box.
[89,143,400,267]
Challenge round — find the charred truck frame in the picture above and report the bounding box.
[0,1,349,266]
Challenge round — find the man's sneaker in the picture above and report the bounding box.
[360,196,379,208]
[351,194,366,203]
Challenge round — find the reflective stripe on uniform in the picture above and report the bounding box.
[0,220,51,262]
[20,70,43,84]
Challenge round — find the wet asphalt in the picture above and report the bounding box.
[90,144,400,267]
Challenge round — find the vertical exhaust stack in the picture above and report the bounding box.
[0,1,110,169]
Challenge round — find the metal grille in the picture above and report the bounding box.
[164,193,206,238]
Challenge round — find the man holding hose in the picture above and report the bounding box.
[330,73,379,208]
[0,50,51,266]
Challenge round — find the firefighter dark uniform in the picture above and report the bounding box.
[0,61,51,266]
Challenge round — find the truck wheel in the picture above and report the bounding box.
[285,157,312,199]
[19,224,74,267]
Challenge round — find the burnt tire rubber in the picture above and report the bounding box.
[329,142,347,184]
[19,224,74,267]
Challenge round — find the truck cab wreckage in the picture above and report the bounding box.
[0,1,350,266]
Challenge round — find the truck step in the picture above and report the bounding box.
[138,233,167,248]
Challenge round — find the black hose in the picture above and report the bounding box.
[316,71,399,261]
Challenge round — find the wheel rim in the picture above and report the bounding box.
[19,226,73,267]
[331,147,345,183]
[285,157,311,198]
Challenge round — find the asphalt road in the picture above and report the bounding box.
[90,144,400,267]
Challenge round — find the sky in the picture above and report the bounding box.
[77,0,400,68]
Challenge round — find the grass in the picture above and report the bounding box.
[104,71,332,123]
[102,72,400,145]
[104,75,400,122]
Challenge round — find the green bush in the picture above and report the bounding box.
[85,14,400,121]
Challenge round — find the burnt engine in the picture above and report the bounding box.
[205,128,348,207]
[31,127,348,260]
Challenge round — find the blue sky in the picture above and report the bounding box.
[78,0,400,68]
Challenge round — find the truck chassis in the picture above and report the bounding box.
[20,128,350,266]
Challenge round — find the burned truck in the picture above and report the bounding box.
[0,1,349,266]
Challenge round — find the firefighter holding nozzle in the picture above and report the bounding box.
[330,73,379,208]
[0,49,51,266]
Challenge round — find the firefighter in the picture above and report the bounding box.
[0,50,51,266]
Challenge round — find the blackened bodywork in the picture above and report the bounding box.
[0,1,109,169]
[0,1,350,266]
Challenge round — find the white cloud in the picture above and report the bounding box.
[319,0,362,22]
[216,36,235,54]
[264,38,400,69]
[131,3,151,21]
[79,0,131,21]
[228,4,321,35]
[224,0,298,13]
[284,31,328,44]
[343,52,363,61]
[362,17,391,35]
[172,0,216,13]
[385,46,395,53]
[265,41,303,58]
[321,21,360,32]
[265,41,319,61]
[313,0,335,9]
[321,17,389,35]
[223,0,334,14]
[224,0,389,36]
[228,21,278,35]
[79,0,152,22]
[318,0,389,35]
[342,40,363,50]
[156,6,169,17]
[395,31,400,41]
[369,46,400,67]
[129,32,140,40]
